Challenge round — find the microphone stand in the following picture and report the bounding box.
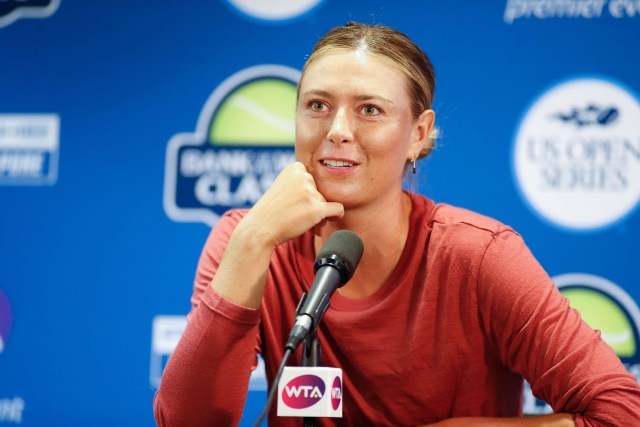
[301,331,321,427]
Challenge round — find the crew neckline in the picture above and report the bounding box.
[292,192,432,312]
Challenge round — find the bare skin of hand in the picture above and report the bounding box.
[210,162,344,309]
[240,161,344,247]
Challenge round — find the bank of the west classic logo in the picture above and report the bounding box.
[554,273,640,366]
[0,289,13,354]
[223,0,326,23]
[164,65,299,226]
[282,374,325,409]
[512,76,640,232]
[0,0,60,28]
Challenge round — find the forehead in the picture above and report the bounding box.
[299,50,410,97]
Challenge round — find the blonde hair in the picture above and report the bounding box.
[301,21,438,159]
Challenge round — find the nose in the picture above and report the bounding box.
[327,108,353,144]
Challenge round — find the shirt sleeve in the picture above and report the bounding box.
[477,229,640,426]
[154,210,263,427]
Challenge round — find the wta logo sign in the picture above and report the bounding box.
[0,0,60,28]
[0,289,13,354]
[512,76,640,232]
[278,366,342,417]
[223,0,326,23]
[164,65,299,226]
[282,375,325,409]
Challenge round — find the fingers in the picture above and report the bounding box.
[242,162,345,247]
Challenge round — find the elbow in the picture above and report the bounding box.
[153,389,241,427]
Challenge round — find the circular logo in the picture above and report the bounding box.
[0,289,13,354]
[223,0,325,23]
[512,76,640,232]
[554,273,640,363]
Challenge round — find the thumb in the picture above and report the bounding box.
[323,202,344,220]
[313,202,344,237]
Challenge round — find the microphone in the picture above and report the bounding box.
[285,230,364,352]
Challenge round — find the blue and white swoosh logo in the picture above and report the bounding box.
[0,0,60,29]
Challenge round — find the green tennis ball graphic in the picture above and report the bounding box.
[209,78,297,146]
[561,288,636,357]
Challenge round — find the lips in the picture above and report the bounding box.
[321,159,356,168]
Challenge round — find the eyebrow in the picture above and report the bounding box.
[300,89,396,105]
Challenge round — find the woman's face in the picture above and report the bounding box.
[296,50,433,209]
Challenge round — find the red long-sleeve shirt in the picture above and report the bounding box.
[155,193,640,426]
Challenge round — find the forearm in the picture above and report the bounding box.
[212,161,344,309]
[210,215,275,309]
[427,413,574,426]
[155,216,271,426]
[154,287,261,426]
[156,162,345,425]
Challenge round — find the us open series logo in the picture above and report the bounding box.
[163,65,299,227]
[512,76,640,232]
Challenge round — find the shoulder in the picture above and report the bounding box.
[412,195,522,261]
[432,202,521,248]
[430,203,512,236]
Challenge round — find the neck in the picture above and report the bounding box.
[315,190,412,299]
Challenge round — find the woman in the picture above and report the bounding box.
[154,22,640,426]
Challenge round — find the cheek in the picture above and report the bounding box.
[295,117,323,157]
[365,128,412,162]
[294,126,315,163]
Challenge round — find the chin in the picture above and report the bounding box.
[317,185,364,208]
[316,183,347,201]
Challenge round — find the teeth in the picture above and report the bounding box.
[323,159,354,168]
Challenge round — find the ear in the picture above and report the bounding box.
[407,109,435,160]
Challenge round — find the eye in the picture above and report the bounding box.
[309,100,327,112]
[361,104,382,116]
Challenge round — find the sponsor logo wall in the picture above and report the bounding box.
[0,1,638,426]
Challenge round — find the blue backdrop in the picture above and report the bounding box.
[1,1,639,426]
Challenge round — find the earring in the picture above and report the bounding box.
[412,158,417,174]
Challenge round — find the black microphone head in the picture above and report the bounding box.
[315,230,364,284]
